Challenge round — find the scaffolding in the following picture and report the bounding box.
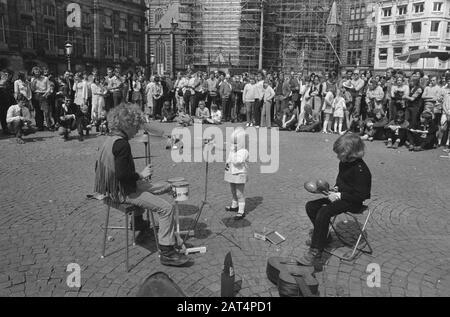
[178,0,341,73]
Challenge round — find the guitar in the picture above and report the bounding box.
[266,257,319,297]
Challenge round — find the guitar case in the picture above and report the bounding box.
[266,257,319,297]
[136,272,186,297]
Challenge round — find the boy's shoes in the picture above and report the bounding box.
[234,213,246,220]
[386,140,393,148]
[16,137,25,144]
[159,245,191,267]
[392,140,400,149]
[298,248,322,266]
[413,146,423,152]
[225,206,239,212]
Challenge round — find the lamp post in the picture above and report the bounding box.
[170,18,179,78]
[65,43,73,72]
[150,53,155,77]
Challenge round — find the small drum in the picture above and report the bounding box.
[168,177,185,184]
[149,181,172,196]
[172,181,190,202]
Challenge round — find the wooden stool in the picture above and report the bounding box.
[101,199,159,272]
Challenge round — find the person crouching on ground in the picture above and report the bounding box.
[225,128,249,220]
[6,94,33,144]
[385,110,409,149]
[361,109,388,142]
[57,97,79,141]
[277,101,298,131]
[93,103,190,267]
[302,133,372,265]
[406,111,438,152]
[161,101,177,123]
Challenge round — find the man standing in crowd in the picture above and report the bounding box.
[350,69,365,118]
[206,72,218,109]
[219,74,233,122]
[30,66,52,131]
[254,71,265,127]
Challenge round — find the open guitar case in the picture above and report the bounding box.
[267,257,319,297]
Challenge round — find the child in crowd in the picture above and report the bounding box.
[91,76,107,131]
[278,101,298,131]
[332,89,346,134]
[361,109,388,141]
[78,103,91,141]
[225,128,249,220]
[302,133,372,265]
[161,101,177,123]
[195,100,211,123]
[321,90,334,134]
[176,108,194,127]
[385,110,409,149]
[348,113,363,135]
[207,103,222,125]
[406,111,438,151]
[296,104,321,132]
[98,109,108,135]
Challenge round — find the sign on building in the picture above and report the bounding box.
[67,3,81,28]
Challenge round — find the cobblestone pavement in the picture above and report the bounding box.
[0,123,450,297]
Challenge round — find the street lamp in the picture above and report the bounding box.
[65,43,73,72]
[170,18,179,78]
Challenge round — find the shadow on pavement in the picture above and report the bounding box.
[221,217,251,229]
[178,204,199,217]
[246,196,264,214]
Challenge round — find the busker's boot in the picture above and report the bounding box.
[298,248,322,266]
[305,235,332,247]
[159,245,191,267]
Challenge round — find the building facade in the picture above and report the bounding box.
[0,0,146,74]
[340,0,376,71]
[374,0,450,73]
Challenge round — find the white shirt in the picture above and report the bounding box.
[243,83,256,102]
[227,148,249,175]
[262,85,275,102]
[254,80,265,100]
[7,104,32,123]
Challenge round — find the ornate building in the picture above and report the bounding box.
[0,0,146,74]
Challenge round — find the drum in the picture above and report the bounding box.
[168,177,186,184]
[149,182,172,196]
[172,181,190,202]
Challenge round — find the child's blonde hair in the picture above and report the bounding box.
[333,133,365,162]
[231,127,248,151]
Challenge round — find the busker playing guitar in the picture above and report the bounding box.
[94,103,190,267]
[302,133,372,265]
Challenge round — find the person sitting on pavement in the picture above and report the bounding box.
[406,111,438,152]
[6,94,33,144]
[302,133,372,266]
[277,101,298,131]
[93,103,191,267]
[361,108,388,142]
[206,103,222,125]
[175,107,194,127]
[195,100,210,123]
[161,101,176,123]
[385,110,409,149]
[296,104,321,133]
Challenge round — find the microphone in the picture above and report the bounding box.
[141,122,165,137]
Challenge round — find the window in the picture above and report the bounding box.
[381,25,390,36]
[414,3,424,13]
[119,39,127,57]
[120,14,127,31]
[379,48,388,61]
[433,2,443,11]
[156,39,166,66]
[360,6,366,19]
[383,7,392,17]
[104,15,112,28]
[429,46,439,49]
[24,0,32,13]
[431,21,440,32]
[350,8,356,20]
[82,12,90,25]
[43,3,55,17]
[155,8,164,25]
[356,7,361,20]
[83,34,92,56]
[447,22,450,33]
[24,26,33,48]
[398,5,407,15]
[409,46,419,51]
[129,41,139,59]
[105,37,113,57]
[446,47,450,51]
[394,47,403,58]
[179,40,186,68]
[349,28,354,41]
[368,48,373,65]
[45,27,55,51]
[412,22,421,33]
[0,15,6,44]
[396,23,405,35]
[347,50,362,65]
[133,21,140,32]
[369,27,375,41]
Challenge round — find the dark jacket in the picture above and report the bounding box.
[113,137,140,196]
[335,159,372,205]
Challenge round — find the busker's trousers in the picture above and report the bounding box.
[306,198,363,251]
[126,181,176,246]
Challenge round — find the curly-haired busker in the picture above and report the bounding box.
[301,133,372,265]
[94,103,191,267]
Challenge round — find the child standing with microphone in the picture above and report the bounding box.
[225,127,249,220]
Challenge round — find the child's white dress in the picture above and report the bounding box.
[224,147,249,184]
[333,96,346,118]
